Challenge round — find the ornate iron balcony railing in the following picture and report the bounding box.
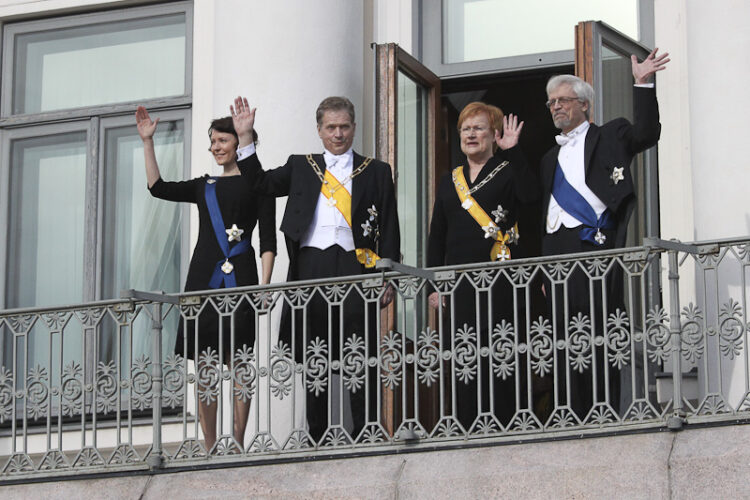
[1,236,749,481]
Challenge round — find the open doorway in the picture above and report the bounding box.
[439,65,573,259]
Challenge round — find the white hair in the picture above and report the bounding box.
[546,75,594,119]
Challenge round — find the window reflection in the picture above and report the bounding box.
[13,14,186,114]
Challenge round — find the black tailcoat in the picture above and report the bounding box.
[540,86,661,251]
[238,151,400,279]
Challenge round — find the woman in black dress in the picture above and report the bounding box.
[427,102,539,431]
[135,107,276,451]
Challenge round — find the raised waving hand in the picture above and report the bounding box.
[632,48,670,85]
[230,96,256,148]
[495,113,524,151]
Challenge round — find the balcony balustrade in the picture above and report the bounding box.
[1,236,749,481]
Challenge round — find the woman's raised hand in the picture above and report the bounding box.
[495,113,524,151]
[231,96,256,147]
[135,106,159,141]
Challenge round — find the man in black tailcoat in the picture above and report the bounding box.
[231,96,399,444]
[540,49,669,421]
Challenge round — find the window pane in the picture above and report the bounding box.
[397,72,427,268]
[12,14,186,114]
[443,0,638,63]
[396,71,428,340]
[101,121,184,360]
[6,132,87,309]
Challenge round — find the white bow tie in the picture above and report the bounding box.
[556,127,585,147]
[324,151,349,168]
[556,133,578,147]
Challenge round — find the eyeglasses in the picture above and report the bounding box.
[545,96,583,109]
[459,125,489,135]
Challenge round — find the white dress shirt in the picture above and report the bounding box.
[546,121,608,233]
[300,148,356,251]
[236,143,356,250]
[545,83,653,234]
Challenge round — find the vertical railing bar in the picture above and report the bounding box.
[46,323,52,452]
[711,260,724,399]
[436,283,445,421]
[633,261,653,401]
[148,301,164,469]
[127,319,134,449]
[699,260,710,402]
[521,278,529,416]
[216,300,225,444]
[301,305,308,438]
[337,296,344,438]
[399,288,407,426]
[11,332,18,454]
[23,327,30,454]
[115,320,122,447]
[92,324,99,450]
[80,322,86,450]
[601,273,610,407]
[667,249,684,429]
[229,300,236,447]
[362,288,369,438]
[473,285,481,424]
[449,283,457,424]
[257,304,263,442]
[411,287,419,426]
[57,324,64,452]
[742,257,750,404]
[326,289,332,440]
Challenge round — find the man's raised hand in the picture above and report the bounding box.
[631,48,670,85]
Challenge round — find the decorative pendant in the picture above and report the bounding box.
[595,229,606,245]
[461,199,474,210]
[482,224,497,239]
[361,220,372,237]
[225,224,244,242]
[221,259,234,274]
[496,245,511,261]
[326,197,337,207]
[207,178,216,184]
[507,226,520,244]
[491,205,508,224]
[610,166,624,185]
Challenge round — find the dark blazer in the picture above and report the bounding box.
[540,86,661,249]
[238,151,400,280]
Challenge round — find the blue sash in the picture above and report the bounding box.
[552,162,615,245]
[205,179,250,289]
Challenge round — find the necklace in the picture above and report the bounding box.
[306,154,373,193]
[460,160,509,195]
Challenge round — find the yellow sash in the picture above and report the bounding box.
[452,166,517,261]
[318,162,380,268]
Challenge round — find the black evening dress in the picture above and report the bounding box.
[149,174,276,361]
[426,146,539,429]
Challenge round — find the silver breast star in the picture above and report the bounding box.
[482,224,498,239]
[367,205,378,221]
[491,205,508,224]
[611,166,624,184]
[226,224,244,242]
[507,226,520,244]
[361,220,373,237]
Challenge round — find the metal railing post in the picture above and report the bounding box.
[148,302,164,469]
[666,249,685,430]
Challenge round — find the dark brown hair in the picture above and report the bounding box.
[207,116,258,146]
